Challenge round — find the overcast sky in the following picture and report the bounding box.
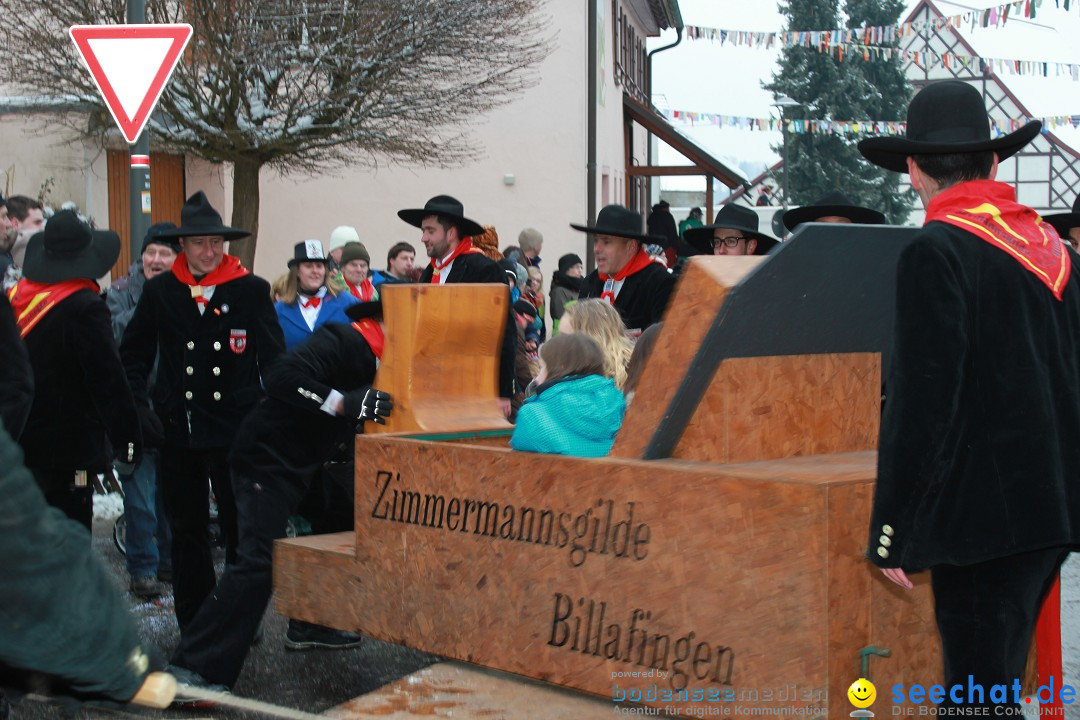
[650,0,1080,187]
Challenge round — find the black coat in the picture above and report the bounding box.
[19,289,140,473]
[418,252,516,398]
[0,422,147,702]
[121,271,284,449]
[579,262,675,333]
[229,323,378,507]
[869,220,1080,571]
[0,293,33,439]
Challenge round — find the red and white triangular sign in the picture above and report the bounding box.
[69,24,193,144]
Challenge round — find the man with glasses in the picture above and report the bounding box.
[684,205,778,257]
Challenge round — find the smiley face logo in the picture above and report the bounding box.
[847,678,876,709]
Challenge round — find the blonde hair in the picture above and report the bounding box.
[278,263,347,305]
[561,299,633,390]
[270,272,290,302]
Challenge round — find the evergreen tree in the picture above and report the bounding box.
[765,0,914,223]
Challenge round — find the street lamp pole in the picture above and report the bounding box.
[772,95,800,214]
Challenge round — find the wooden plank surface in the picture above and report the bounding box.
[275,445,942,718]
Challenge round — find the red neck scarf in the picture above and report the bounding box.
[925,180,1071,300]
[429,239,483,284]
[8,278,98,337]
[347,278,377,302]
[172,253,250,304]
[599,247,654,304]
[351,320,384,359]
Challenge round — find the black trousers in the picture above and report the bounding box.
[30,468,92,533]
[171,468,307,687]
[159,446,238,631]
[931,546,1069,708]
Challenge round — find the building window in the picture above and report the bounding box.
[614,2,649,103]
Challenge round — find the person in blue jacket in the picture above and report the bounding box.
[510,333,625,458]
[274,240,358,350]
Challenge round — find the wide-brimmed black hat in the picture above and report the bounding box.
[344,299,383,321]
[1044,195,1080,238]
[397,195,484,238]
[288,239,327,267]
[858,80,1042,174]
[157,191,250,241]
[570,204,664,244]
[684,204,778,256]
[22,210,120,283]
[782,191,886,231]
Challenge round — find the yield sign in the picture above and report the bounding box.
[69,24,193,144]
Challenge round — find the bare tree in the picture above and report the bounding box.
[0,0,551,266]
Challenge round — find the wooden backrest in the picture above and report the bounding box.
[370,283,512,434]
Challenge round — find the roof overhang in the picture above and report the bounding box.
[623,93,747,189]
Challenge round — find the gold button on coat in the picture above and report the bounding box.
[877,547,890,559]
[212,367,221,376]
[186,366,194,375]
[214,342,222,351]
[184,391,193,400]
[213,392,222,401]
[186,341,195,350]
[882,525,895,536]
[879,536,892,547]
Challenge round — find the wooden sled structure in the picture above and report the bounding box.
[276,224,954,718]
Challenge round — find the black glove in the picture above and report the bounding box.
[342,386,393,426]
[137,404,164,449]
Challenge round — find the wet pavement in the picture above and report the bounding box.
[7,504,435,720]
[6,498,1080,719]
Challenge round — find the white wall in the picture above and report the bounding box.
[0,114,109,225]
[189,0,592,289]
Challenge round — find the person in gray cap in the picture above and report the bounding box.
[106,221,179,600]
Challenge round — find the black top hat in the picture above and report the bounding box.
[397,195,485,238]
[684,205,779,255]
[782,191,886,231]
[858,80,1042,174]
[156,191,251,241]
[569,204,664,244]
[288,239,327,267]
[1044,195,1080,238]
[22,210,120,284]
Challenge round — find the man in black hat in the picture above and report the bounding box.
[781,190,885,233]
[574,204,676,336]
[859,80,1080,706]
[684,204,779,257]
[166,304,391,694]
[107,222,179,600]
[11,210,140,532]
[121,191,285,631]
[1044,195,1080,251]
[399,195,516,416]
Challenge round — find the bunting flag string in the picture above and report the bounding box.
[683,0,1060,49]
[662,108,1080,138]
[682,27,1080,80]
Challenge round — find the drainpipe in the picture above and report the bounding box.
[645,1,683,206]
[587,0,598,269]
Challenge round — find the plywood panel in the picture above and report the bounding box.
[675,353,881,464]
[371,284,511,435]
[276,445,942,718]
[612,257,762,459]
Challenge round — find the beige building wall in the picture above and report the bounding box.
[0,113,110,227]
[1,0,666,293]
